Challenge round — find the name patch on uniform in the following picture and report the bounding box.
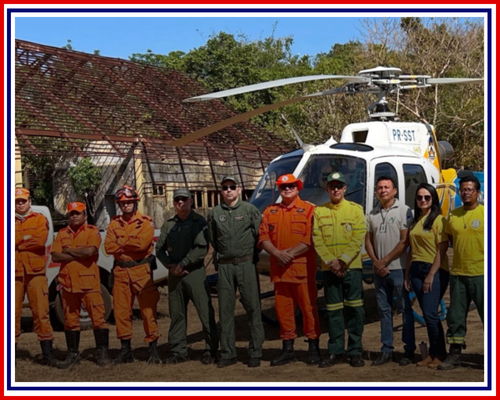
[219,215,227,222]
[270,209,278,214]
[471,219,481,229]
[297,208,305,213]
[234,215,244,221]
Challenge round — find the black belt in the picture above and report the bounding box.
[218,254,253,265]
[115,255,155,268]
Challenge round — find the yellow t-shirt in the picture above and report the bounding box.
[410,214,449,271]
[445,205,484,276]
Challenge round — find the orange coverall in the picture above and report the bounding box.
[15,211,54,342]
[104,212,159,343]
[259,197,321,340]
[52,223,108,331]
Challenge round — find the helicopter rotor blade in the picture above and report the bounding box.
[427,78,484,85]
[183,75,366,102]
[170,87,346,147]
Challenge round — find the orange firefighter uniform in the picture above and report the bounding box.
[104,211,159,343]
[259,196,321,341]
[15,192,53,343]
[52,215,108,331]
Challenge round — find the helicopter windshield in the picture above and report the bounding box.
[297,154,367,209]
[250,154,366,212]
[249,155,302,212]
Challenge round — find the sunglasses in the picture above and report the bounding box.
[416,195,432,202]
[327,184,345,190]
[279,183,297,190]
[222,185,237,191]
[174,196,188,202]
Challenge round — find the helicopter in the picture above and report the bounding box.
[178,66,484,285]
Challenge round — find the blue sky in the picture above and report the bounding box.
[15,16,367,60]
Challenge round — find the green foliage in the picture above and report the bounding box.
[127,18,484,170]
[68,157,102,196]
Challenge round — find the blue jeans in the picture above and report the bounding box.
[374,269,415,354]
[410,262,448,357]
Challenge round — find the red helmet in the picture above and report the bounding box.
[114,185,140,203]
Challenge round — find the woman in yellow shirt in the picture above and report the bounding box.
[405,183,449,369]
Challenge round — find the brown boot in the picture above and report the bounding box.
[416,355,434,367]
[428,355,446,369]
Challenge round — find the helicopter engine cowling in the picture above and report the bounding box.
[438,141,454,161]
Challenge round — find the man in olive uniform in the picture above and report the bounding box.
[312,172,367,368]
[156,188,218,365]
[207,176,265,368]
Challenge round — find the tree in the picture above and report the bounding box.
[68,157,102,223]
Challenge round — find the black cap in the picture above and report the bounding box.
[221,176,239,185]
[173,188,192,199]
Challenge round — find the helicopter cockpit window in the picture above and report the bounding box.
[403,164,428,209]
[373,162,399,209]
[297,154,367,209]
[249,155,302,213]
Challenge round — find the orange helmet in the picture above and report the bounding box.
[114,185,140,203]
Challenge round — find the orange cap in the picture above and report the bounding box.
[276,174,303,191]
[67,202,86,213]
[15,188,30,200]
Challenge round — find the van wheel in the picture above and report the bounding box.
[54,284,113,331]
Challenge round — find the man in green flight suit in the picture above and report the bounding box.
[207,176,265,368]
[156,188,218,365]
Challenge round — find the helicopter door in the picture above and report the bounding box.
[402,163,428,212]
[370,161,401,211]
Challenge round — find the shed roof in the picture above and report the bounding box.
[15,39,292,163]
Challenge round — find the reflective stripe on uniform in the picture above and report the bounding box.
[446,336,465,344]
[344,299,363,308]
[326,302,344,311]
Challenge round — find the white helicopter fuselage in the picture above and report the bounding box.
[251,120,450,282]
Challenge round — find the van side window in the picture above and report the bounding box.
[373,163,398,208]
[403,164,427,209]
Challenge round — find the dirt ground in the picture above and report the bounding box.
[14,263,485,385]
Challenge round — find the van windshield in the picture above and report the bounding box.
[249,155,302,212]
[250,154,366,212]
[297,154,367,210]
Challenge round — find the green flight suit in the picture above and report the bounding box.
[156,211,218,358]
[207,200,265,360]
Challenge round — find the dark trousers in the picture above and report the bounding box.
[410,262,449,357]
[446,274,484,345]
[323,269,365,356]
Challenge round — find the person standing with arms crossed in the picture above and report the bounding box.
[438,175,484,370]
[259,174,322,367]
[207,177,264,368]
[156,188,218,365]
[51,202,109,368]
[15,188,59,367]
[365,177,416,366]
[312,172,367,368]
[104,186,161,364]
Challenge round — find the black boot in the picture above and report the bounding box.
[270,339,297,366]
[57,331,81,369]
[306,338,322,366]
[438,344,462,370]
[94,329,110,367]
[147,340,161,365]
[40,340,62,368]
[112,339,134,364]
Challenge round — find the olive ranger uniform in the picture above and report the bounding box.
[207,200,265,362]
[312,200,366,357]
[156,211,218,359]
